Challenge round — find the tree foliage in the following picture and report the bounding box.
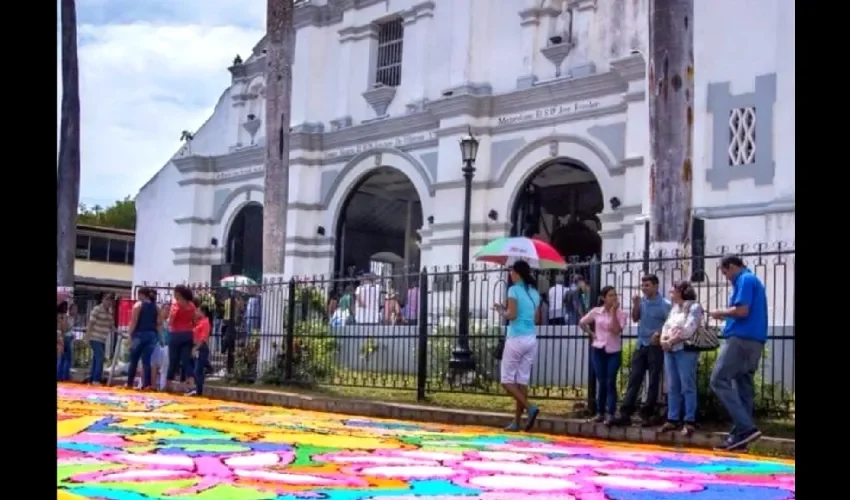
[77,196,136,230]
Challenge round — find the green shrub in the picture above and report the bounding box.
[293,286,327,321]
[259,321,339,386]
[616,339,794,421]
[227,333,260,384]
[426,324,502,388]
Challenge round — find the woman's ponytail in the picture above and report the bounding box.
[512,260,537,289]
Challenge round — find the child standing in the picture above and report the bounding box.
[186,305,212,397]
[150,303,171,391]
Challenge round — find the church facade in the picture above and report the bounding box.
[133,0,794,286]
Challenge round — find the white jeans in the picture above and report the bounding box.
[500,335,537,385]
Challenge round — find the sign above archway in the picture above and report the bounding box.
[494,95,620,127]
[323,131,437,160]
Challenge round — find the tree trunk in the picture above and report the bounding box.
[648,0,694,249]
[57,0,81,287]
[262,0,296,276]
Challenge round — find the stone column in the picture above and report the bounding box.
[517,5,543,88]
[447,0,472,88]
[333,29,355,127]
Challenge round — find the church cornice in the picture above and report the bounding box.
[167,54,646,187]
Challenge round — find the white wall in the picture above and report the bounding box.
[693,0,795,244]
[133,0,794,287]
[133,163,189,287]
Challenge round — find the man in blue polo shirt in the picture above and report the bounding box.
[709,255,768,451]
[612,274,671,427]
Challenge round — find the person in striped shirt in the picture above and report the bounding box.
[84,293,115,385]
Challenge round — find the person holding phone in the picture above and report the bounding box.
[580,286,628,426]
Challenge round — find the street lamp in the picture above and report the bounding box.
[449,130,479,378]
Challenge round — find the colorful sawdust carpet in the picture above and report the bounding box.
[57,384,795,500]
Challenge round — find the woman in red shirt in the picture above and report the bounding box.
[167,285,198,385]
[187,305,212,396]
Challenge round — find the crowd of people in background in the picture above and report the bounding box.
[57,254,768,451]
[327,273,420,326]
[56,285,223,397]
[495,255,768,452]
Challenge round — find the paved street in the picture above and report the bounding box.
[58,384,794,500]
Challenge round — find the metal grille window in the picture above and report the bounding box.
[375,19,403,87]
[728,107,757,166]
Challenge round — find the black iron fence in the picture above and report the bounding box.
[123,243,793,419]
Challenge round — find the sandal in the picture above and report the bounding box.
[524,406,540,431]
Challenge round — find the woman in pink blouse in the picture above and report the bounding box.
[580,285,628,425]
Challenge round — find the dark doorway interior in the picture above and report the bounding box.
[334,167,423,278]
[511,160,604,262]
[225,203,263,281]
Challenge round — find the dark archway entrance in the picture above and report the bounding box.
[511,160,604,262]
[225,203,263,281]
[334,167,423,279]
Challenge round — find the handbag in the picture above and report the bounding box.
[493,337,506,360]
[683,303,721,352]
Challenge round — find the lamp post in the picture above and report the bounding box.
[449,131,479,377]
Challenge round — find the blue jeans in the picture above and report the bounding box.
[57,335,74,381]
[664,349,699,423]
[710,337,764,437]
[167,331,195,382]
[127,331,157,388]
[89,340,106,384]
[591,347,622,416]
[194,343,210,394]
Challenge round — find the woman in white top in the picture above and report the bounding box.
[354,275,381,324]
[659,280,704,436]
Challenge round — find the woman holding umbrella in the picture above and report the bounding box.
[477,237,567,431]
[493,260,543,431]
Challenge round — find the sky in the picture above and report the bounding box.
[58,0,265,209]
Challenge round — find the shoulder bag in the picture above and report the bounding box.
[683,303,721,352]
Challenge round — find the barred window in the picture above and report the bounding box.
[375,19,403,87]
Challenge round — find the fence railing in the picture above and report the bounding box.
[121,244,794,419]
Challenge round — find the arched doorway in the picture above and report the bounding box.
[334,166,423,280]
[511,159,603,262]
[225,203,263,281]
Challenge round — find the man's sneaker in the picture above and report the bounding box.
[184,389,198,397]
[714,428,762,451]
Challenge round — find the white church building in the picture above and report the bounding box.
[133,0,794,286]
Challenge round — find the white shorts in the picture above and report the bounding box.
[500,335,537,385]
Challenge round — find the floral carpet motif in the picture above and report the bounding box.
[57,384,795,500]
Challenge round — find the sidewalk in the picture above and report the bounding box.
[200,385,793,457]
[69,369,793,457]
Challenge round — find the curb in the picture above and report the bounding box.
[200,385,794,457]
[65,370,793,457]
